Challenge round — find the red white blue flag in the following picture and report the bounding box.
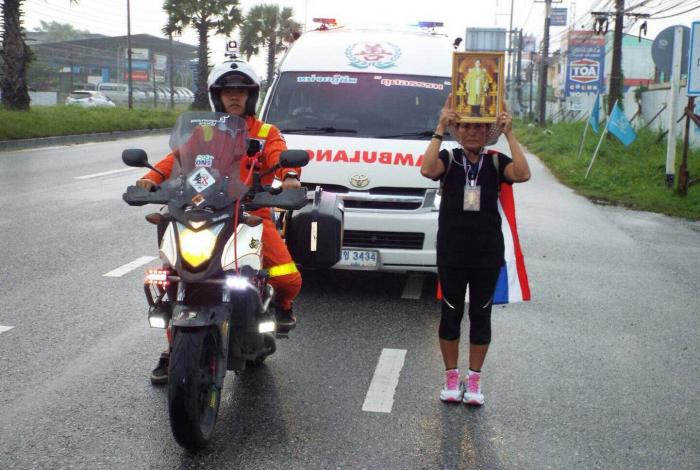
[493,183,531,304]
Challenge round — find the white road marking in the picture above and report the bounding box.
[362,348,407,413]
[401,273,426,299]
[74,167,137,180]
[0,325,14,335]
[103,256,157,277]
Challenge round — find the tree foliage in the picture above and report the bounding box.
[163,0,243,109]
[34,20,91,42]
[1,1,78,110]
[239,4,300,87]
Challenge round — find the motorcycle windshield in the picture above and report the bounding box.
[166,112,249,205]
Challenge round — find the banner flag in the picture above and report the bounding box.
[588,94,600,133]
[608,102,637,146]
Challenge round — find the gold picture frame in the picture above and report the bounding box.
[452,51,505,123]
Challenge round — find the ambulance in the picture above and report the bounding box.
[260,24,455,272]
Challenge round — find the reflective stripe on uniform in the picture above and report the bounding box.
[258,123,272,138]
[268,261,298,277]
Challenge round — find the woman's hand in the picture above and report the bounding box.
[497,101,513,136]
[437,94,459,132]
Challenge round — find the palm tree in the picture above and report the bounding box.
[163,0,243,109]
[239,4,300,88]
[1,1,78,110]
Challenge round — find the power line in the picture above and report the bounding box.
[647,1,700,20]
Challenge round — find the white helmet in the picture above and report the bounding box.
[207,60,261,116]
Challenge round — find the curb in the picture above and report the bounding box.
[0,128,172,152]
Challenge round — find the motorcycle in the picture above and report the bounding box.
[121,111,308,451]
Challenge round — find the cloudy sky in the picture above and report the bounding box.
[21,0,700,75]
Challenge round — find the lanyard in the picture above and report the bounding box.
[462,153,483,187]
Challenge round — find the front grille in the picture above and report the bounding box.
[343,200,422,210]
[343,230,424,250]
[302,183,427,211]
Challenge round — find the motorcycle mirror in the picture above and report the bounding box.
[122,148,149,167]
[279,149,310,168]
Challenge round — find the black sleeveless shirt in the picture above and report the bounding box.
[436,147,512,268]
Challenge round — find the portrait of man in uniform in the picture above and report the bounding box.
[452,52,505,123]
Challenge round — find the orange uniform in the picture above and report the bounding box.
[142,115,302,311]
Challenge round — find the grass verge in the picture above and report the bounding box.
[513,119,700,220]
[0,106,182,141]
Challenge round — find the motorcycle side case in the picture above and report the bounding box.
[286,188,344,269]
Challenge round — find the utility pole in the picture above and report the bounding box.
[516,29,523,110]
[529,61,535,120]
[508,0,514,103]
[592,2,649,115]
[537,0,552,126]
[169,33,175,109]
[126,0,133,110]
[608,0,625,116]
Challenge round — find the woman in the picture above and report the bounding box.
[420,96,530,405]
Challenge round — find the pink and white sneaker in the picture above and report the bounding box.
[439,369,463,402]
[463,370,485,406]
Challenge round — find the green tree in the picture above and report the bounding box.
[163,0,243,109]
[1,1,78,110]
[239,4,300,87]
[34,20,91,42]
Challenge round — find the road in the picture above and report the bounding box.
[0,136,698,469]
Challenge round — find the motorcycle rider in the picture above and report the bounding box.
[135,60,303,384]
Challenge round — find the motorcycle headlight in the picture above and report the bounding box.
[177,222,224,268]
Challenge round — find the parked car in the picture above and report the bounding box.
[65,90,116,107]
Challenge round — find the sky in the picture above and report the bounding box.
[21,0,700,76]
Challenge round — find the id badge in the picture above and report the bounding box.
[463,185,481,211]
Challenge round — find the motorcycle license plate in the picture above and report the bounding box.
[338,249,378,268]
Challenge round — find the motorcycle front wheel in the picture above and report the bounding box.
[168,327,221,451]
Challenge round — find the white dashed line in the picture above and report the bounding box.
[74,167,137,180]
[0,325,14,335]
[103,256,158,277]
[401,273,427,299]
[362,348,407,413]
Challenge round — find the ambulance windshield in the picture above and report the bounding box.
[265,72,453,140]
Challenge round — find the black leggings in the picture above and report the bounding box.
[438,266,501,344]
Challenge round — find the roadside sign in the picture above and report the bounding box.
[688,21,700,96]
[652,25,689,78]
[565,31,605,96]
[551,8,567,27]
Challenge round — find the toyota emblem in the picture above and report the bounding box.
[350,174,369,188]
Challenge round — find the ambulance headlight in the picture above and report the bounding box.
[429,189,441,211]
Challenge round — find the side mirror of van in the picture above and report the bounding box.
[279,149,310,168]
[122,148,149,167]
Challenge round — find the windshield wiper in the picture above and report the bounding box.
[280,126,358,134]
[376,130,451,139]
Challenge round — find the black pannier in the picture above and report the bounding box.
[286,187,344,269]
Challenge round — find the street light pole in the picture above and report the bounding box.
[126,0,133,110]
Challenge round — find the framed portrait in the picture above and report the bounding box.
[452,51,505,123]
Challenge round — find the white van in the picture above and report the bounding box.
[261,26,454,273]
[97,82,147,103]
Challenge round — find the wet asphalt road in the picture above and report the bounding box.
[0,136,698,469]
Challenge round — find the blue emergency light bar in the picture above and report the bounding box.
[417,21,444,28]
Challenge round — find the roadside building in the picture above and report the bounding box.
[29,33,198,104]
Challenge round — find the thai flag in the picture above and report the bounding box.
[493,183,531,304]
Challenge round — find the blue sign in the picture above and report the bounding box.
[565,41,606,96]
[551,8,567,27]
